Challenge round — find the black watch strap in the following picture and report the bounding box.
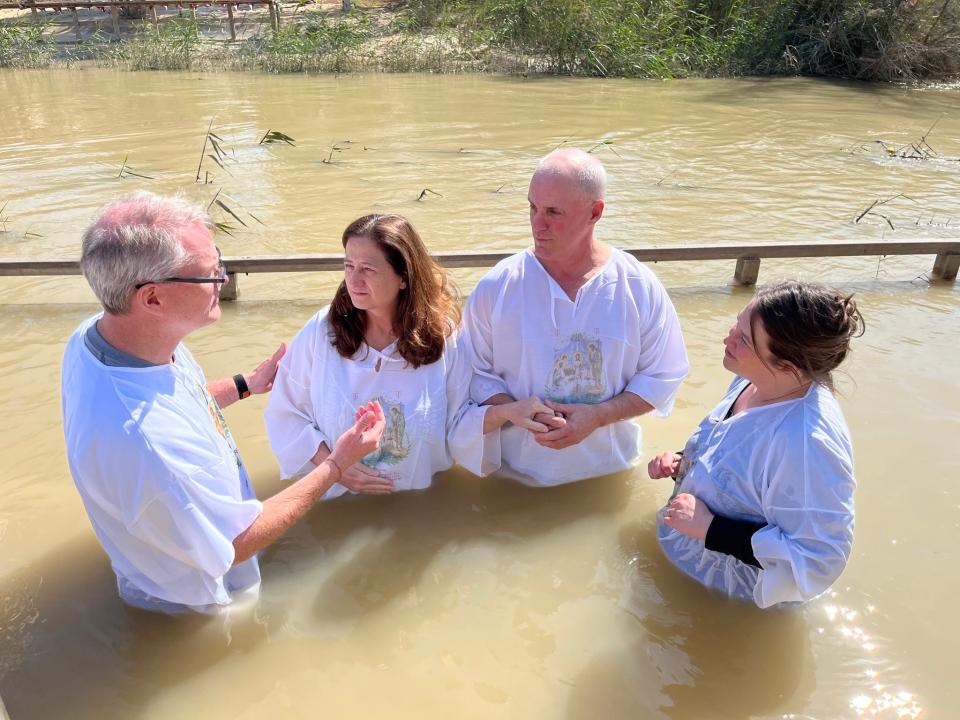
[233,374,251,400]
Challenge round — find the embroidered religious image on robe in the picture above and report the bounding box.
[545,332,606,404]
[361,395,410,467]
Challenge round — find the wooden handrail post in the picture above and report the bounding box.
[221,272,239,301]
[29,0,39,23]
[734,256,761,286]
[72,6,81,40]
[932,252,960,281]
[110,4,120,36]
[226,2,235,40]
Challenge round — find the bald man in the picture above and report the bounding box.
[463,149,688,486]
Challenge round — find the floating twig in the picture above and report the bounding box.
[855,194,912,230]
[416,188,444,201]
[321,142,350,165]
[587,139,622,158]
[871,116,958,162]
[116,154,154,180]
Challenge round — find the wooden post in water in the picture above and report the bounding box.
[734,256,761,286]
[342,0,351,10]
[932,251,960,281]
[226,3,236,40]
[110,4,120,36]
[29,0,39,23]
[221,272,239,301]
[271,1,280,30]
[73,6,82,40]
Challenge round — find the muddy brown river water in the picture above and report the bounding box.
[0,70,958,719]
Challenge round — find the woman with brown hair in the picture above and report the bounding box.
[265,214,558,500]
[648,281,865,607]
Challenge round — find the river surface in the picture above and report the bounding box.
[1,70,959,720]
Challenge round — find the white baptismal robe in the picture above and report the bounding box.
[265,308,496,500]
[658,377,857,608]
[464,248,689,486]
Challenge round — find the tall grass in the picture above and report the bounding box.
[241,10,373,72]
[395,0,960,80]
[1,0,957,79]
[0,21,56,68]
[100,17,204,70]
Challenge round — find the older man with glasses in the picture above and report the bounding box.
[61,191,385,614]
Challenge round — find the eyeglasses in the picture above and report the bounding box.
[135,248,228,290]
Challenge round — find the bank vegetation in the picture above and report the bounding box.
[1,0,959,81]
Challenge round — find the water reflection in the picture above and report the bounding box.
[582,519,815,720]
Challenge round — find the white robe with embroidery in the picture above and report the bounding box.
[264,308,496,500]
[463,248,689,486]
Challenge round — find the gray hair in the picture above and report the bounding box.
[534,148,607,200]
[80,191,214,314]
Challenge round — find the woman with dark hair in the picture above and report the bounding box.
[648,281,865,608]
[265,214,557,500]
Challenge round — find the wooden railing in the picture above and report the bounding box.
[1,239,957,300]
[0,0,281,40]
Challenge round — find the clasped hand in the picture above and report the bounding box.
[663,492,714,541]
[530,400,601,450]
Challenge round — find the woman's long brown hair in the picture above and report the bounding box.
[329,214,460,368]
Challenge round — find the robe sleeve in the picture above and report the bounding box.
[129,467,261,583]
[463,280,512,404]
[264,313,331,479]
[445,327,501,477]
[623,276,689,416]
[116,452,262,608]
[751,414,856,608]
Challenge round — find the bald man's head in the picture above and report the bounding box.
[533,148,607,201]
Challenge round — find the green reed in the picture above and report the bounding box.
[2,0,957,79]
[394,0,960,80]
[0,21,56,68]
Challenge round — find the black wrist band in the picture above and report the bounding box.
[233,374,251,400]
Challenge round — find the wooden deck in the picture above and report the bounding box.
[0,0,281,40]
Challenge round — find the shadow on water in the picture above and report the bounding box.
[257,467,632,628]
[0,468,633,719]
[0,534,274,720]
[564,518,816,720]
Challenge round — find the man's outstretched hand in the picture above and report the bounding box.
[246,343,287,395]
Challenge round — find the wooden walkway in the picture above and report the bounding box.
[1,239,957,301]
[0,0,281,40]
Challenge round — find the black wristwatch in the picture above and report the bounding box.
[233,374,251,400]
